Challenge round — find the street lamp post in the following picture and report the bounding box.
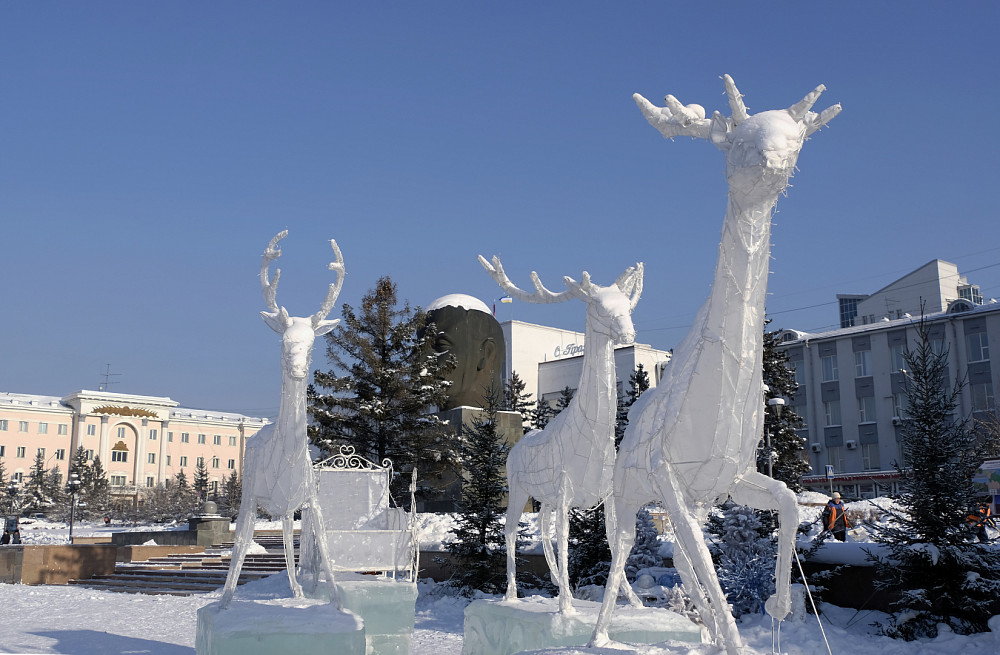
[6,481,16,515]
[67,473,82,544]
[766,396,786,479]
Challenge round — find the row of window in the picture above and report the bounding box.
[825,443,881,472]
[0,445,67,460]
[164,432,238,447]
[0,420,70,434]
[814,333,990,384]
[819,381,996,429]
[0,422,243,447]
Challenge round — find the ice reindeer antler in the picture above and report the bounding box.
[261,230,345,332]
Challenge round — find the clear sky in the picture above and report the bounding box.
[2,2,998,418]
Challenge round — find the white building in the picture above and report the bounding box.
[501,320,671,406]
[0,390,268,503]
[777,261,998,502]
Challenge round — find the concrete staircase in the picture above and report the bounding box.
[69,534,298,596]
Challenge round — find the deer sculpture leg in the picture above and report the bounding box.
[602,498,643,608]
[220,464,260,608]
[282,513,303,598]
[730,471,798,621]
[504,484,531,600]
[554,498,574,613]
[538,503,559,590]
[304,495,342,608]
[590,493,638,647]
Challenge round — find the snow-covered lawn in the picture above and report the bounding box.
[5,498,1000,654]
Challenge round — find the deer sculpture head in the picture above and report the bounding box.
[634,74,841,201]
[478,255,643,345]
[260,230,345,380]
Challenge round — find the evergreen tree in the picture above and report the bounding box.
[625,507,662,582]
[869,316,1000,639]
[309,276,455,502]
[447,385,510,594]
[529,398,556,431]
[193,460,210,502]
[759,322,809,490]
[171,470,197,517]
[616,364,651,448]
[25,451,50,511]
[714,502,777,618]
[45,467,66,516]
[0,460,9,512]
[502,371,534,435]
[556,386,575,411]
[88,456,111,517]
[219,470,242,518]
[568,504,612,589]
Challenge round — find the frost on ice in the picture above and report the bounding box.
[591,76,840,655]
[479,255,643,613]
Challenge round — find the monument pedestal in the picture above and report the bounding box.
[310,573,418,655]
[196,597,365,655]
[462,596,703,655]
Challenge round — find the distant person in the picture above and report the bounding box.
[1,530,9,545]
[11,529,21,545]
[967,503,992,542]
[423,295,505,410]
[104,515,111,526]
[822,492,852,541]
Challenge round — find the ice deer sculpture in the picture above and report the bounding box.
[478,255,643,613]
[220,231,343,609]
[590,76,840,654]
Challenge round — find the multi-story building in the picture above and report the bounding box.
[0,389,268,504]
[776,260,998,502]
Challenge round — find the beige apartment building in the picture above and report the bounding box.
[0,389,268,502]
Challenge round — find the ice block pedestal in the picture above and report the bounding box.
[335,574,418,655]
[462,596,702,655]
[196,597,365,655]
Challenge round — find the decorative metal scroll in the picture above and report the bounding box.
[314,445,394,476]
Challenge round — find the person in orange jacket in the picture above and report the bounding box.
[967,503,991,542]
[822,492,852,541]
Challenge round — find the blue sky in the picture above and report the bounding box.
[2,2,998,417]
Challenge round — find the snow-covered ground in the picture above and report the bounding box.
[5,499,1000,654]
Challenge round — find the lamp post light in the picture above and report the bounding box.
[765,396,786,479]
[67,473,82,544]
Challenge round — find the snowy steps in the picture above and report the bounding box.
[69,539,297,596]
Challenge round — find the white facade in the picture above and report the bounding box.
[501,320,671,405]
[0,390,268,500]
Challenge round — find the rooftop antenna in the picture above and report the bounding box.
[99,364,121,392]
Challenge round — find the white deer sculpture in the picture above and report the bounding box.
[590,76,839,654]
[479,255,643,613]
[220,230,343,609]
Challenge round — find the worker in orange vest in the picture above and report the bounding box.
[822,492,852,541]
[966,503,991,542]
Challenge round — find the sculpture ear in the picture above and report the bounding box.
[314,319,340,336]
[477,337,497,372]
[261,311,286,334]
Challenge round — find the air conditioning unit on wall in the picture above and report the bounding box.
[810,443,822,453]
[891,416,902,426]
[845,440,858,450]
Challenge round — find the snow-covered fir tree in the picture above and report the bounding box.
[24,452,53,512]
[568,504,611,588]
[446,385,509,594]
[308,276,455,503]
[616,364,650,448]
[869,316,1000,639]
[529,398,556,431]
[714,502,777,618]
[193,459,210,501]
[759,322,809,490]
[625,507,661,582]
[502,371,534,435]
[219,470,241,519]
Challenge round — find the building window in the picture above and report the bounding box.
[821,355,839,382]
[0,419,6,431]
[87,424,96,436]
[890,343,906,371]
[210,481,219,493]
[967,332,990,362]
[16,446,26,458]
[854,350,871,377]
[110,475,126,487]
[198,434,206,445]
[197,457,205,467]
[228,459,236,469]
[972,382,996,412]
[0,446,4,457]
[111,450,128,463]
[117,426,127,439]
[824,400,841,426]
[58,424,68,435]
[12,471,24,483]
[181,433,190,443]
[167,431,173,442]
[179,456,188,467]
[149,429,158,440]
[212,457,220,468]
[229,436,237,447]
[827,446,844,473]
[893,392,908,419]
[19,421,29,432]
[213,435,222,446]
[146,476,155,487]
[84,449,94,460]
[38,422,48,434]
[55,449,66,460]
[148,453,156,464]
[858,396,877,423]
[862,443,880,471]
[166,456,171,466]
[37,447,45,458]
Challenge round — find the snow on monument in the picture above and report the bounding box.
[478,256,643,612]
[590,76,840,655]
